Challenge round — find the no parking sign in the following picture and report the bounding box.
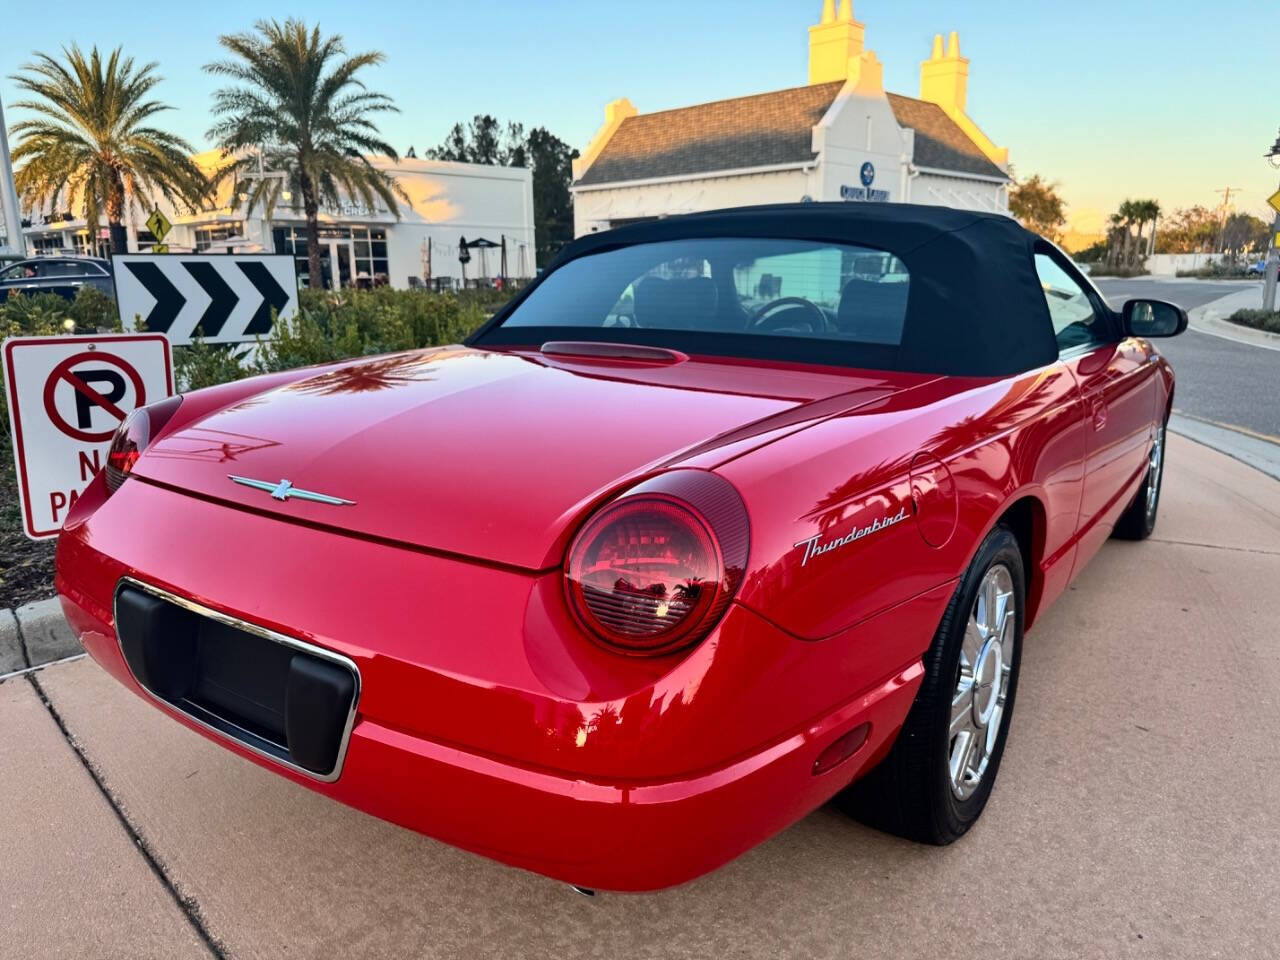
[3,334,172,539]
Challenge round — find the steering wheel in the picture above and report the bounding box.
[747,296,828,333]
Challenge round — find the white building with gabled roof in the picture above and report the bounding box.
[571,2,1011,235]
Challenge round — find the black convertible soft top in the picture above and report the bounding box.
[473,202,1061,377]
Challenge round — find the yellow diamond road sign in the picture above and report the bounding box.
[145,208,172,242]
[1268,189,1280,216]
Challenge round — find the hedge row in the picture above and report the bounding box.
[1226,308,1280,335]
[0,284,510,442]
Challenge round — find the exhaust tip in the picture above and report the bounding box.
[569,885,596,898]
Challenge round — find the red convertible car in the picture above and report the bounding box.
[56,204,1185,891]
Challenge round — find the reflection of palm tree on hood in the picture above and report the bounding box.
[287,353,442,396]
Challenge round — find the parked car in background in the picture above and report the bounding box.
[58,203,1186,892]
[0,256,114,302]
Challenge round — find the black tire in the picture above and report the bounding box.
[840,525,1025,844]
[1113,419,1166,541]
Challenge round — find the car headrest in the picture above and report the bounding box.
[634,275,719,329]
[836,278,909,344]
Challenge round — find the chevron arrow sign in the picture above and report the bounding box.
[111,254,299,345]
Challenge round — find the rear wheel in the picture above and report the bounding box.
[841,525,1024,844]
[1113,419,1166,541]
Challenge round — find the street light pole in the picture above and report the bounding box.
[239,149,289,252]
[1265,203,1280,313]
[0,93,27,259]
[1263,130,1280,313]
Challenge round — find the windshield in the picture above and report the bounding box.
[478,237,912,365]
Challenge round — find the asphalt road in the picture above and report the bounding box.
[1094,278,1280,439]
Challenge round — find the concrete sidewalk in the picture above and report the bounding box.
[3,434,1278,959]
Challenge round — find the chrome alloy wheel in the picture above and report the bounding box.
[1145,428,1164,522]
[949,564,1015,800]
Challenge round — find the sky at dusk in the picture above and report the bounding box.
[1,0,1274,233]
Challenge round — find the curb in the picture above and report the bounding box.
[1169,413,1280,482]
[0,597,81,673]
[1187,287,1280,352]
[1,608,23,673]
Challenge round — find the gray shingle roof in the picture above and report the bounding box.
[574,84,1007,187]
[884,93,1006,180]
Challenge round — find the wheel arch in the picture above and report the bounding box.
[993,494,1047,632]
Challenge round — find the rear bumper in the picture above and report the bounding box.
[56,475,935,891]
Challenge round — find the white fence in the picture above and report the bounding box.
[1146,252,1226,276]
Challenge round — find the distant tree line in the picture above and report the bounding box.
[427,115,578,267]
[1007,174,1066,242]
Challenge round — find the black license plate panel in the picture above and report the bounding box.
[114,581,359,779]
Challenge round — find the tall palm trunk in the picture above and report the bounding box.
[300,167,323,289]
[106,169,129,255]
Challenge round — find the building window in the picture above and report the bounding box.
[350,226,390,286]
[31,235,67,254]
[71,232,103,257]
[195,222,244,251]
[273,224,389,289]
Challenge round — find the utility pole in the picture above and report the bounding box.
[0,93,27,259]
[1213,186,1242,253]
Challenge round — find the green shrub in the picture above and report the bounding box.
[0,284,124,337]
[1226,308,1280,334]
[69,285,124,332]
[1176,261,1253,279]
[4,285,504,393]
[174,339,254,391]
[2,290,74,336]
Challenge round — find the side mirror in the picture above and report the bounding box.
[1122,298,1188,338]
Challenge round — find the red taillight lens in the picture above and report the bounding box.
[105,395,182,494]
[565,471,749,657]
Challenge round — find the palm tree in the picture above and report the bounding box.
[1140,199,1161,257]
[205,19,404,288]
[8,46,208,255]
[1129,199,1160,262]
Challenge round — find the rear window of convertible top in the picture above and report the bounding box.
[475,237,913,367]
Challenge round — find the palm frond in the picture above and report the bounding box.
[204,18,404,225]
[8,43,210,239]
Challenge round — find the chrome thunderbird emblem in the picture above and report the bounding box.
[228,475,356,506]
[793,505,907,566]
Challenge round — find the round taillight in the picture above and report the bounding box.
[565,471,749,657]
[105,408,150,492]
[104,395,182,494]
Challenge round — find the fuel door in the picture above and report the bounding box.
[909,451,957,548]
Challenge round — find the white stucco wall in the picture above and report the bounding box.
[811,82,910,203]
[909,171,1007,213]
[572,167,813,236]
[21,157,537,288]
[1145,252,1225,276]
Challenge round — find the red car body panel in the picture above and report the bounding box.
[55,334,1173,890]
[127,348,929,569]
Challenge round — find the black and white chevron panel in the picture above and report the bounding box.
[111,254,299,345]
